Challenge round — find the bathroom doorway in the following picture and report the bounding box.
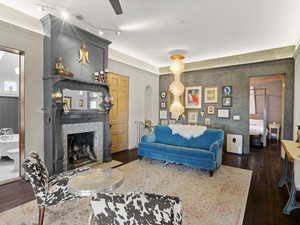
[0,46,24,184]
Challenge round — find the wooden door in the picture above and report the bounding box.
[107,73,129,153]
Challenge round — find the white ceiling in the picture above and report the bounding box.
[0,0,300,67]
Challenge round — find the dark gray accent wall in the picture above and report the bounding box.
[41,15,111,81]
[159,59,294,153]
[0,97,18,133]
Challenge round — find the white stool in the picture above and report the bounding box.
[269,123,281,140]
[7,148,19,171]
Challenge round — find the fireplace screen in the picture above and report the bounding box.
[67,132,96,169]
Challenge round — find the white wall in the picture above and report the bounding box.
[0,3,43,35]
[108,59,159,149]
[0,20,44,158]
[294,47,300,140]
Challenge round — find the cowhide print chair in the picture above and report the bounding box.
[91,192,182,225]
[22,152,89,225]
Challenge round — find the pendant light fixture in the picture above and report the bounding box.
[169,55,185,119]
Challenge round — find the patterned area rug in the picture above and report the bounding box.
[0,159,252,225]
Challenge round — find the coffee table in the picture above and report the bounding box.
[68,167,124,224]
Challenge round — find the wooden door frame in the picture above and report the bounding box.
[249,74,286,139]
[0,45,25,184]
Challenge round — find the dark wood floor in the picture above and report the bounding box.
[0,143,299,225]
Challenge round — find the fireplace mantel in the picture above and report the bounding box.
[42,14,112,175]
[43,76,109,89]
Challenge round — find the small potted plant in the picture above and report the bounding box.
[144,120,153,134]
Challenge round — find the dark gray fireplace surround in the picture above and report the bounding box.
[41,15,112,175]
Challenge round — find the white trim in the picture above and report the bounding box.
[294,44,300,58]
[108,48,159,75]
[0,3,43,35]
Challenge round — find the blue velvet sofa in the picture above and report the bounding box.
[138,126,224,176]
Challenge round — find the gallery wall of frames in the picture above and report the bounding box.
[159,59,295,153]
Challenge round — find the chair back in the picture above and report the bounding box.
[91,192,182,225]
[22,152,49,207]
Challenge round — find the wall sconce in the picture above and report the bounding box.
[52,90,63,103]
[169,55,185,120]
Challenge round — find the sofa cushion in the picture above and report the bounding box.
[139,142,215,160]
[154,126,189,147]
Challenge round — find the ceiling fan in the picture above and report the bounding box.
[109,0,123,15]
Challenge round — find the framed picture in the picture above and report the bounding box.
[159,110,168,119]
[160,119,168,126]
[169,119,176,125]
[204,87,218,103]
[204,118,211,126]
[160,91,167,99]
[222,97,232,107]
[217,109,230,119]
[222,86,232,97]
[63,96,72,109]
[188,111,198,124]
[185,86,202,109]
[160,102,167,109]
[207,105,215,115]
[79,99,84,107]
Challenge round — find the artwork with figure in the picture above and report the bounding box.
[185,86,202,109]
[207,105,216,115]
[222,86,232,97]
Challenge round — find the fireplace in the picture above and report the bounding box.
[62,122,103,171]
[67,132,96,169]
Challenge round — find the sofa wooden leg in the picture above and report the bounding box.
[209,171,214,177]
[38,207,45,225]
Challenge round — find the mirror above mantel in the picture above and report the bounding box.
[62,89,105,112]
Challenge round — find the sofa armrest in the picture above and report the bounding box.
[209,140,223,167]
[141,133,156,143]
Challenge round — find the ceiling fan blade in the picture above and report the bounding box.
[109,0,123,15]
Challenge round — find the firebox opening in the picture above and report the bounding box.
[67,131,96,170]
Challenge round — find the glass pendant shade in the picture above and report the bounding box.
[168,55,185,119]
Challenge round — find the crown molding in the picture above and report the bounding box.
[159,45,296,75]
[108,48,159,75]
[0,3,43,35]
[293,42,300,58]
